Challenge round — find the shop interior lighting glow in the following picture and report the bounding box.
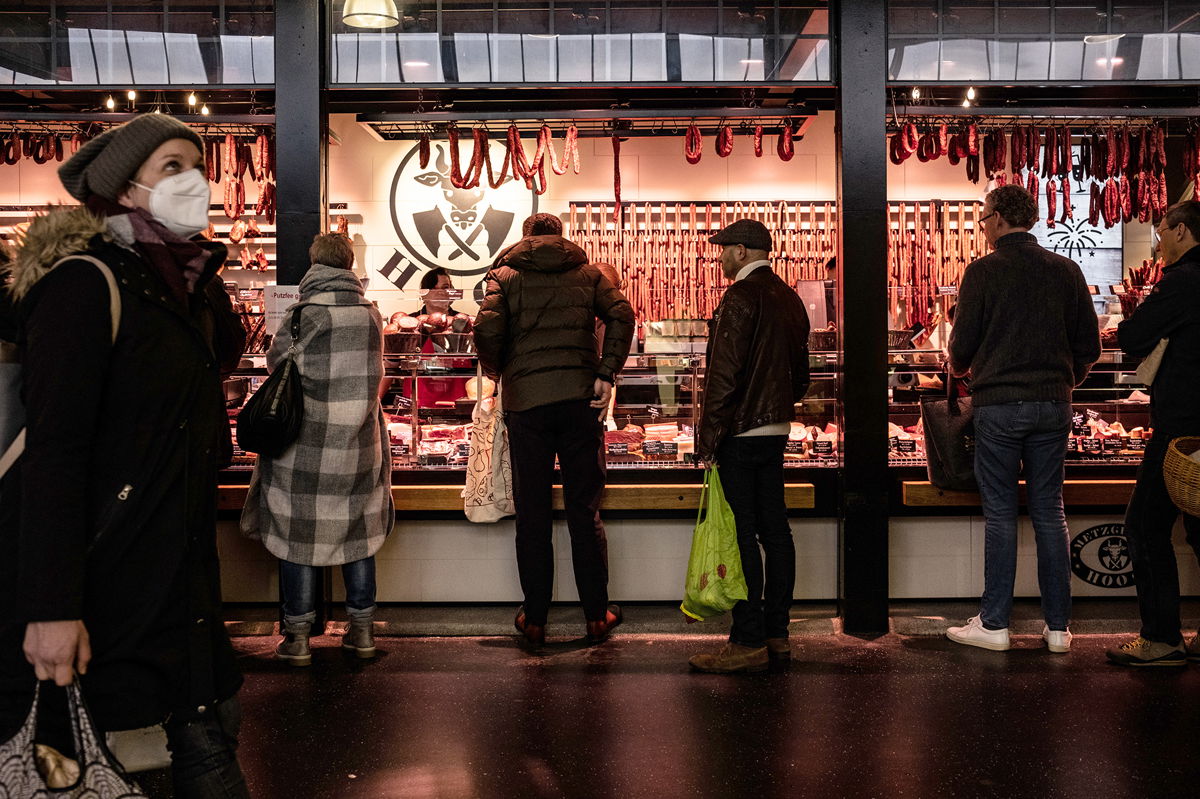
[342,0,400,28]
[961,99,970,108]
[200,104,210,115]
[1084,33,1125,44]
[910,87,920,100]
[126,90,136,102]
[188,92,197,106]
[105,95,115,110]
[966,87,976,100]
[739,59,764,64]
[403,61,430,68]
[1097,57,1124,66]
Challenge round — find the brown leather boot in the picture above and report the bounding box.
[688,643,769,674]
[586,604,623,643]
[514,606,545,651]
[765,637,791,661]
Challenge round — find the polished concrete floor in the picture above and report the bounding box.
[142,627,1200,799]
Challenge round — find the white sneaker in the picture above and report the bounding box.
[1043,626,1072,653]
[947,615,1011,651]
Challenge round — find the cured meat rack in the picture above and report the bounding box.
[567,200,986,325]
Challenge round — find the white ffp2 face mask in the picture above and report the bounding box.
[131,168,211,239]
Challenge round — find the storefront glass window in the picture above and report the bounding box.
[888,0,1200,82]
[329,0,831,85]
[0,1,274,86]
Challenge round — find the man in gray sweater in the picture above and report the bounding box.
[946,185,1100,653]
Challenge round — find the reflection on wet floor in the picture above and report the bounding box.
[145,633,1200,798]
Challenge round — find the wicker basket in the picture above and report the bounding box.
[1164,437,1200,517]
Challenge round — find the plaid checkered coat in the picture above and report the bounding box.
[240,264,394,566]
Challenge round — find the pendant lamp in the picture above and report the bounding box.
[342,0,400,29]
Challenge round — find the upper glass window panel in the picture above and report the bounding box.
[888,0,1199,81]
[0,1,274,86]
[329,1,831,85]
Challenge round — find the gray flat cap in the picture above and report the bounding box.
[708,218,773,251]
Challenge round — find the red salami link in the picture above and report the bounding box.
[225,134,236,176]
[1011,126,1023,173]
[938,123,949,156]
[1042,127,1056,178]
[684,123,702,164]
[1046,179,1057,228]
[54,135,63,162]
[484,130,511,189]
[1120,175,1132,223]
[995,173,1008,187]
[946,135,960,166]
[418,132,430,169]
[1106,127,1117,178]
[1103,177,1118,228]
[1060,127,1072,178]
[917,132,936,163]
[777,124,795,161]
[1118,127,1130,175]
[1028,126,1039,172]
[966,151,979,184]
[1089,182,1102,226]
[716,125,734,157]
[1061,176,1073,222]
[995,129,1006,173]
[1079,135,1091,179]
[967,124,979,156]
[1026,170,1038,199]
[1138,174,1151,223]
[1157,170,1168,219]
[1090,133,1104,180]
[890,132,909,165]
[981,132,995,173]
[753,125,764,157]
[1154,124,1167,172]
[902,123,919,154]
[612,132,621,220]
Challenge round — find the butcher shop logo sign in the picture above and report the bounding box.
[1070,523,1134,589]
[379,142,537,289]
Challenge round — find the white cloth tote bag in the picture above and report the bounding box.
[462,371,515,523]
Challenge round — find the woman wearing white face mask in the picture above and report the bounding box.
[0,114,249,797]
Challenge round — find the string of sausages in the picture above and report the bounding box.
[566,200,985,326]
[442,125,582,195]
[684,122,800,163]
[894,118,1179,228]
[1,130,72,165]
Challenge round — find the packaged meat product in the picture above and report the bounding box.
[644,422,680,441]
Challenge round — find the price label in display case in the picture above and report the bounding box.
[606,442,629,456]
[391,444,410,457]
[814,440,834,456]
[897,439,918,454]
[786,440,805,455]
[643,441,664,455]
[1128,438,1146,452]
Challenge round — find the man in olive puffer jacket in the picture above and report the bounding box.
[474,213,635,650]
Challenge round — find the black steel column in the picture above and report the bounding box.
[834,0,890,634]
[274,0,327,286]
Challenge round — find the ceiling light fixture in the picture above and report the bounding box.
[1096,56,1125,66]
[966,86,976,100]
[200,103,210,115]
[187,92,197,106]
[342,0,400,29]
[911,87,921,100]
[403,61,430,67]
[1083,33,1125,44]
[104,95,115,110]
[739,59,764,64]
[962,99,971,108]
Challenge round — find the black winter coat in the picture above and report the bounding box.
[0,207,242,735]
[474,235,635,413]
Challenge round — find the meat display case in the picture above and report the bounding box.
[886,348,1152,470]
[223,347,842,472]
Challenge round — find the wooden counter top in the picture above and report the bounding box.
[902,480,1136,508]
[219,483,817,513]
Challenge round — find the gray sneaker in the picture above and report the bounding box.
[342,613,376,659]
[1187,633,1200,663]
[1106,636,1186,667]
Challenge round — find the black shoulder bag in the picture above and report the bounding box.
[237,307,304,457]
[919,373,977,491]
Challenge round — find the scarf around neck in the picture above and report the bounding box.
[86,195,224,305]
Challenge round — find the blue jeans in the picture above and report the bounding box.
[163,696,250,799]
[279,557,377,621]
[974,401,1073,631]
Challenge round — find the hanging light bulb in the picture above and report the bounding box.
[154,107,162,114]
[342,0,400,28]
[105,95,115,110]
[966,86,976,100]
[200,103,210,115]
[187,92,197,106]
[910,87,921,100]
[126,89,137,102]
[962,99,971,108]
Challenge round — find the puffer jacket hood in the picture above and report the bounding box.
[7,205,109,300]
[495,235,587,273]
[299,263,372,305]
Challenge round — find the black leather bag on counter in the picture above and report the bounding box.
[920,374,977,491]
[237,307,304,457]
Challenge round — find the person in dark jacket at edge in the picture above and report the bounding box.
[473,213,635,652]
[689,219,810,674]
[0,113,249,797]
[1107,200,1200,667]
[946,185,1099,655]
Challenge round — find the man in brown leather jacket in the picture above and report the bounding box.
[690,219,810,674]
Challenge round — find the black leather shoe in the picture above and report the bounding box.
[586,604,623,643]
[514,606,545,651]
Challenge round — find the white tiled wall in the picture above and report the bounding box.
[218,516,839,603]
[890,514,1200,599]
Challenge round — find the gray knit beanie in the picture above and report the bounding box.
[58,114,204,202]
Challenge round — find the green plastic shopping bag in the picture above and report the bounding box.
[680,466,748,621]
